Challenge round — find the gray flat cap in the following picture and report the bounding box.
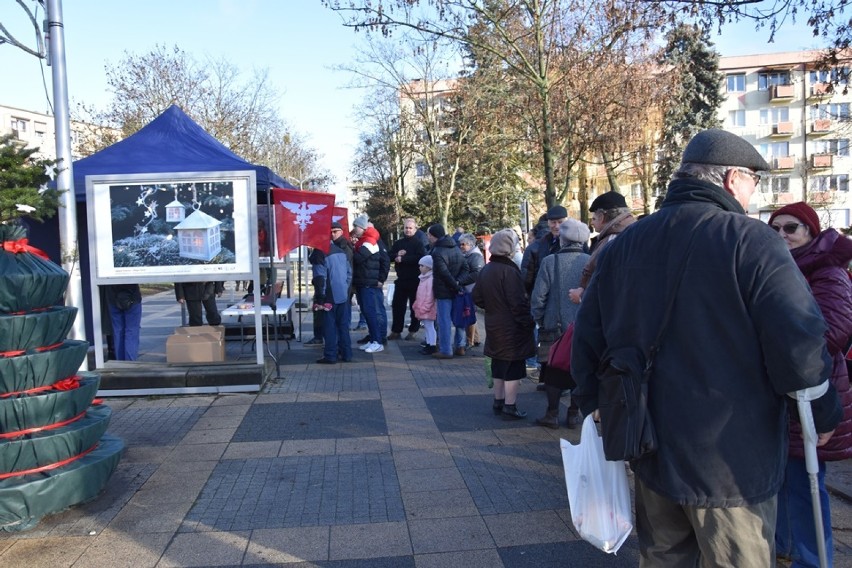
[682,129,771,172]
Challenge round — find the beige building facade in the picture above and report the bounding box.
[719,51,852,227]
[1,103,91,161]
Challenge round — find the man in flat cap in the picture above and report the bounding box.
[572,129,841,565]
[568,190,635,304]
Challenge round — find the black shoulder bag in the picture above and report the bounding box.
[597,231,698,462]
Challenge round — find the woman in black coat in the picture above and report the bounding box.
[472,229,536,419]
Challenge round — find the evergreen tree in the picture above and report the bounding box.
[0,134,61,225]
[654,24,724,204]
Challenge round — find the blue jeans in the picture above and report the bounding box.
[360,286,383,344]
[376,287,387,339]
[776,457,832,568]
[109,302,142,360]
[436,298,453,355]
[323,302,352,362]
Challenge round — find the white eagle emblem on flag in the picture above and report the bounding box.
[280,201,328,231]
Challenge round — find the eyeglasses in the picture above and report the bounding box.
[737,169,761,184]
[771,222,805,235]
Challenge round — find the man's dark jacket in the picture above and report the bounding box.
[571,177,840,508]
[430,235,465,300]
[390,234,427,284]
[521,232,560,294]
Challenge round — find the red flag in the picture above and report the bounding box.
[272,188,335,255]
[332,207,350,240]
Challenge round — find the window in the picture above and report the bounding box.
[758,71,791,90]
[728,110,746,127]
[812,174,849,192]
[759,141,790,158]
[759,107,789,124]
[415,161,430,177]
[726,74,745,92]
[813,139,849,156]
[812,68,851,84]
[34,122,46,140]
[769,177,790,194]
[10,118,28,134]
[810,103,850,120]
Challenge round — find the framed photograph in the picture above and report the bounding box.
[87,171,258,283]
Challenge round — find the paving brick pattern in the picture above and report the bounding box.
[232,401,387,442]
[183,453,404,531]
[107,406,206,446]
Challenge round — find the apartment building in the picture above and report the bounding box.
[1,103,92,161]
[719,51,852,227]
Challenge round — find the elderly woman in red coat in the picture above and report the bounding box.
[768,202,852,568]
[472,229,535,419]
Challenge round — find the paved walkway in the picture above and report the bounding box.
[1,288,851,567]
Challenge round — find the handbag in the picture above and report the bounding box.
[547,321,574,373]
[451,291,476,327]
[561,415,633,554]
[596,230,698,462]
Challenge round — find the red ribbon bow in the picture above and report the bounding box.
[2,239,50,261]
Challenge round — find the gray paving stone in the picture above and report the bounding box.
[425,393,544,433]
[329,521,412,560]
[108,406,206,446]
[158,530,250,567]
[402,488,479,520]
[408,515,495,554]
[233,401,387,442]
[483,510,572,547]
[393,448,456,471]
[498,539,640,567]
[244,526,330,563]
[414,548,504,568]
[71,530,172,568]
[184,455,403,531]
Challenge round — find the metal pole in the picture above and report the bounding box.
[45,0,87,353]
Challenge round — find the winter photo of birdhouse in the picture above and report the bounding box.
[174,208,222,261]
[87,172,255,279]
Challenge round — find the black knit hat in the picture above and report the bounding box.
[682,129,771,171]
[589,191,627,212]
[428,224,446,238]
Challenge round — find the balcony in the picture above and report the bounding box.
[773,156,795,170]
[811,154,833,168]
[771,121,794,137]
[770,84,795,101]
[810,119,832,136]
[808,82,832,99]
[771,192,795,205]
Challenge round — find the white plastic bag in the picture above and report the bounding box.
[561,414,633,554]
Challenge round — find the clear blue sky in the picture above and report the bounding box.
[0,1,829,196]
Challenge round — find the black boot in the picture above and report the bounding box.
[535,409,559,429]
[502,403,526,420]
[493,398,505,415]
[535,385,562,428]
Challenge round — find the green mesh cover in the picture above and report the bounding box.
[0,405,111,474]
[0,374,99,435]
[0,306,77,352]
[0,250,69,313]
[0,340,88,394]
[0,435,124,531]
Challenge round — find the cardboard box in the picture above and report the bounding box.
[174,325,225,337]
[166,333,225,363]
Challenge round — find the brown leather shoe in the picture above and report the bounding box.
[387,332,402,340]
[454,347,465,356]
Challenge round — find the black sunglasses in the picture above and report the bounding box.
[771,222,805,235]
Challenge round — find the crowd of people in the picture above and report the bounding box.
[310,127,851,567]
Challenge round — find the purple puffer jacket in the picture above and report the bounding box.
[788,229,852,461]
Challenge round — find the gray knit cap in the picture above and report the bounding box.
[489,229,517,258]
[352,214,369,230]
[682,129,771,171]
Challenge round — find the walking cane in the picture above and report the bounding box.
[791,386,829,568]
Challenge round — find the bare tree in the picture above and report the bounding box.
[73,44,330,185]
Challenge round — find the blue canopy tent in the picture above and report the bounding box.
[29,105,295,341]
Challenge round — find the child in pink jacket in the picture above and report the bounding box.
[413,255,437,355]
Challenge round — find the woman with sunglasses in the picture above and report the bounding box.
[768,201,852,567]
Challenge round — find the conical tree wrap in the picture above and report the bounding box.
[0,224,122,531]
[0,340,89,393]
[0,306,77,352]
[0,375,100,435]
[0,406,112,474]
